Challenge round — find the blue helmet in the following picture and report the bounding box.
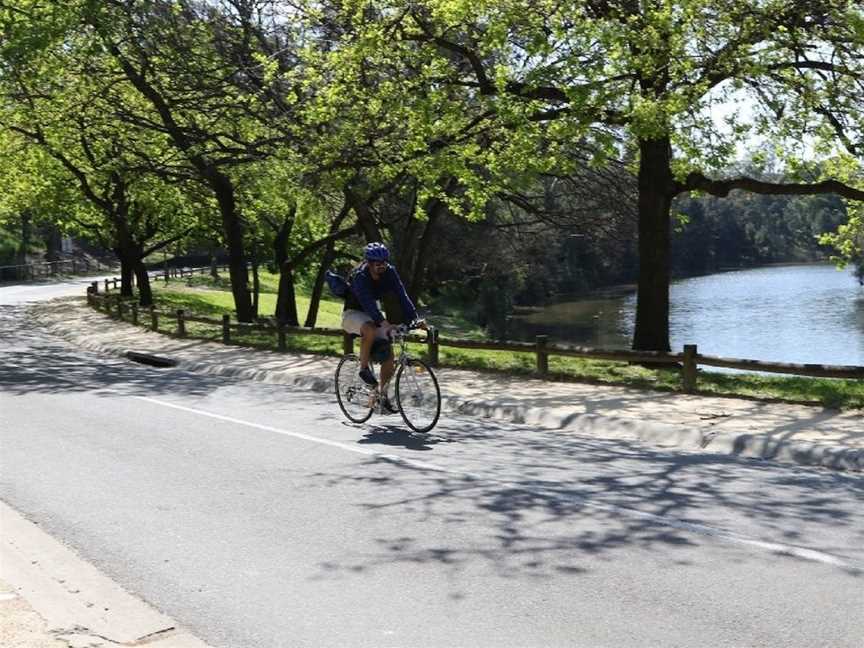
[364,242,390,262]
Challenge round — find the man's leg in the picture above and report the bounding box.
[343,310,379,385]
[380,357,396,391]
[359,322,377,369]
[357,322,380,386]
[379,357,397,412]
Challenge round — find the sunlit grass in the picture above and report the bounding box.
[115,279,864,411]
[694,371,864,410]
[151,276,344,328]
[438,346,864,408]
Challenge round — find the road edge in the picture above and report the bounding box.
[0,500,212,648]
[28,298,863,473]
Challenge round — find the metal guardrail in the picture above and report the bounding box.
[86,284,864,392]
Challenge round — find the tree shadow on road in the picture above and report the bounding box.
[308,414,864,585]
[1,305,231,398]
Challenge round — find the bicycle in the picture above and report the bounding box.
[335,322,442,433]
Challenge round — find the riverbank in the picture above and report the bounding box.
[138,278,864,411]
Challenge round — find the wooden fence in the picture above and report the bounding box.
[86,282,864,392]
[150,265,230,281]
[0,258,109,281]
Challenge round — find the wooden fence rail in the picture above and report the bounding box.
[86,285,864,392]
[0,258,109,281]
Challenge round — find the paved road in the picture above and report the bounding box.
[2,280,863,647]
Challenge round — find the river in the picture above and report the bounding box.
[508,263,864,366]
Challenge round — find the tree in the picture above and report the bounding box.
[0,136,71,271]
[0,4,201,305]
[75,0,273,321]
[312,0,864,350]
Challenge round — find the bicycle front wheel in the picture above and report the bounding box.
[395,358,441,433]
[335,354,374,424]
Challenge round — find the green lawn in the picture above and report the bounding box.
[151,274,345,328]
[126,275,864,411]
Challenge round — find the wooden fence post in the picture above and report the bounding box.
[222,314,231,343]
[278,322,287,351]
[117,299,124,319]
[682,344,698,393]
[176,309,186,337]
[536,335,549,376]
[90,281,98,294]
[131,304,138,326]
[104,278,110,292]
[150,307,158,331]
[342,332,354,356]
[427,327,439,367]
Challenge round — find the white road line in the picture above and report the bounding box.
[136,395,860,571]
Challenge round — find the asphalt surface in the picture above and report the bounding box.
[2,277,863,647]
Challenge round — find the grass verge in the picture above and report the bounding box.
[138,279,864,411]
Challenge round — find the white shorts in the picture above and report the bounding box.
[342,310,389,339]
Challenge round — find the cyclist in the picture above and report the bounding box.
[342,242,425,413]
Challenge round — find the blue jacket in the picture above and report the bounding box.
[346,262,417,325]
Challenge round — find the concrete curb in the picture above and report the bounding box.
[0,501,212,648]
[444,398,863,472]
[29,301,863,473]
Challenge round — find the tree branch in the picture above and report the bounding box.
[286,224,360,268]
[682,172,864,200]
[142,227,195,258]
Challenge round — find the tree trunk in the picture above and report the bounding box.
[119,259,135,297]
[277,263,299,325]
[394,216,424,296]
[346,187,383,242]
[633,137,675,352]
[210,252,219,280]
[273,209,299,324]
[251,253,260,319]
[305,244,337,328]
[17,211,31,278]
[113,210,136,298]
[409,196,446,297]
[134,260,153,307]
[346,187,406,319]
[210,171,253,322]
[42,224,62,262]
[304,200,353,328]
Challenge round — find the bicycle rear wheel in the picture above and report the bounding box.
[335,354,375,424]
[395,358,441,433]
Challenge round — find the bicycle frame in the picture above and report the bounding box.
[335,322,441,432]
[368,325,415,411]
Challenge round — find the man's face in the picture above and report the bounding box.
[368,260,387,279]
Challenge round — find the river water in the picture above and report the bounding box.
[509,264,864,366]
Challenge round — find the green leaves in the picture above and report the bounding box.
[3,0,863,284]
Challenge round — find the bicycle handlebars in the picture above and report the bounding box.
[389,321,428,340]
